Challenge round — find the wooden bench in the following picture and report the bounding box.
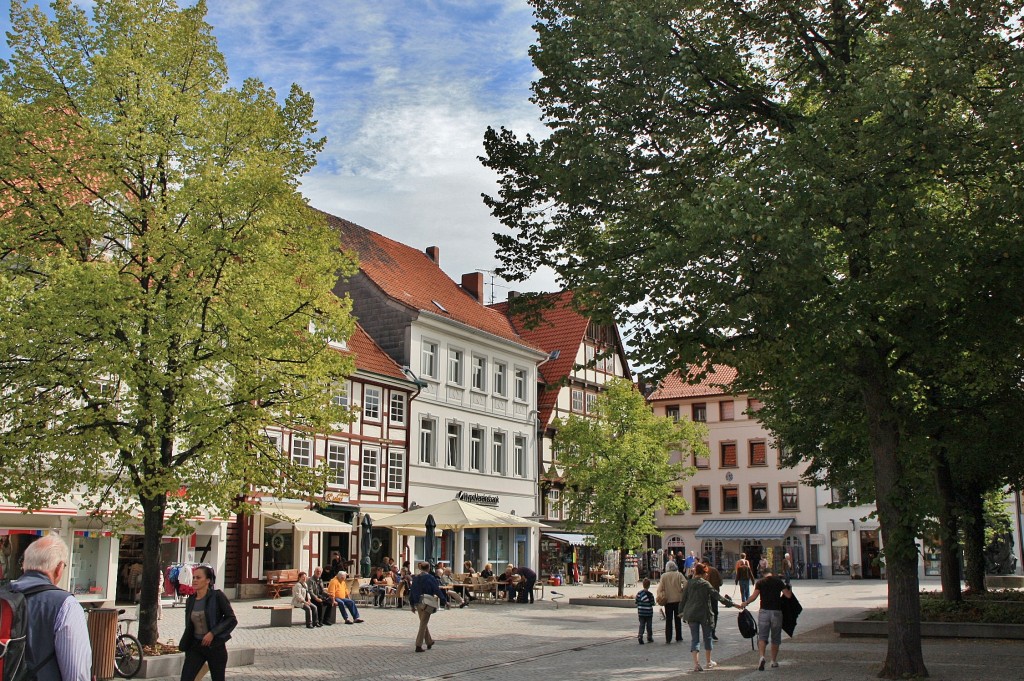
[265,569,300,599]
[252,604,294,627]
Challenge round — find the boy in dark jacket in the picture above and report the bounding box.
[635,578,655,644]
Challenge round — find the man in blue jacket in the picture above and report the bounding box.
[10,535,92,681]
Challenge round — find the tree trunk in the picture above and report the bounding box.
[617,547,626,598]
[138,492,169,646]
[861,372,928,679]
[932,449,962,602]
[962,491,987,594]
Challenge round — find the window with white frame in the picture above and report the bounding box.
[472,355,487,391]
[448,348,464,385]
[546,488,561,520]
[363,386,382,420]
[493,362,507,396]
[326,441,347,486]
[361,447,379,489]
[470,427,484,471]
[421,340,439,379]
[585,393,597,414]
[291,437,312,467]
[389,393,406,424]
[331,385,349,409]
[514,367,527,401]
[446,422,463,468]
[513,435,527,477]
[492,432,506,475]
[419,418,436,465]
[571,389,584,412]
[387,449,405,491]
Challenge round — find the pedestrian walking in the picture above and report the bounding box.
[739,568,794,671]
[704,562,724,640]
[655,560,685,643]
[635,578,655,644]
[735,553,754,602]
[9,535,92,681]
[679,563,736,672]
[410,561,447,652]
[179,566,238,681]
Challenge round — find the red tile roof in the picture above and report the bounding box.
[320,210,541,352]
[346,323,408,382]
[647,364,739,401]
[491,291,630,426]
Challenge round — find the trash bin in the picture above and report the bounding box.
[809,563,822,579]
[86,608,117,680]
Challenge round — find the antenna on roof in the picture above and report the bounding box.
[476,269,513,305]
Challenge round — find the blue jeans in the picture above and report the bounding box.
[738,579,751,602]
[334,597,360,620]
[638,615,653,640]
[689,621,713,653]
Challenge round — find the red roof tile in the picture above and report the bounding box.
[346,323,408,382]
[647,364,739,401]
[320,210,541,352]
[492,291,630,425]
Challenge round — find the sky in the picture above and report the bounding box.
[0,0,559,302]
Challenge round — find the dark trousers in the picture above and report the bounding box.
[516,576,537,603]
[313,598,333,624]
[665,601,683,641]
[180,643,228,681]
[638,615,653,641]
[711,592,719,635]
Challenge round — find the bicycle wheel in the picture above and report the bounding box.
[113,633,143,679]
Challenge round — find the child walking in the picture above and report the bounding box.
[635,578,655,644]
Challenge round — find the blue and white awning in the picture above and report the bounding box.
[694,518,794,540]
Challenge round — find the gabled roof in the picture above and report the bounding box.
[647,363,739,401]
[491,290,631,426]
[346,323,409,383]
[319,210,541,352]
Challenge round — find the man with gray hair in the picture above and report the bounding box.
[9,534,92,681]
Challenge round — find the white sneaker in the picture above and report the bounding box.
[757,657,766,671]
[771,661,779,668]
[706,660,718,669]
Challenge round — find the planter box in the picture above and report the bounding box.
[834,618,1024,640]
[135,646,255,679]
[986,576,1024,589]
[568,598,636,608]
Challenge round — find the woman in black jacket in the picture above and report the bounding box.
[179,566,238,681]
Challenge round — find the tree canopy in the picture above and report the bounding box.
[482,1,1024,676]
[554,378,701,596]
[0,0,355,643]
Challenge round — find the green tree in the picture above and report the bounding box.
[553,378,701,596]
[481,1,1024,676]
[0,0,355,644]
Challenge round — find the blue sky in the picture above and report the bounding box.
[0,0,557,299]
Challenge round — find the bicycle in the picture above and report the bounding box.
[113,609,144,679]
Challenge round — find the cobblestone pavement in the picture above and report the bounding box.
[143,578,903,680]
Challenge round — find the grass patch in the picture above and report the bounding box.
[865,590,1024,624]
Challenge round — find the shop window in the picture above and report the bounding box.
[692,403,707,422]
[694,488,711,513]
[263,527,294,571]
[71,533,112,600]
[830,530,850,576]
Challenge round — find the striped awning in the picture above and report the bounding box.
[543,532,593,546]
[694,518,794,540]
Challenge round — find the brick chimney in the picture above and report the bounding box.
[425,246,439,264]
[462,272,484,301]
[507,291,520,300]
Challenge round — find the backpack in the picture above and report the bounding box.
[737,608,758,650]
[0,584,62,681]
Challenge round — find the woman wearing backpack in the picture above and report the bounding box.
[179,566,237,681]
[678,563,736,673]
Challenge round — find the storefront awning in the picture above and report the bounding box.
[694,518,794,540]
[264,503,353,533]
[543,532,593,546]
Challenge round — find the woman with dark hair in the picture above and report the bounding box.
[179,566,238,681]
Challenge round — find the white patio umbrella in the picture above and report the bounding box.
[373,498,548,532]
